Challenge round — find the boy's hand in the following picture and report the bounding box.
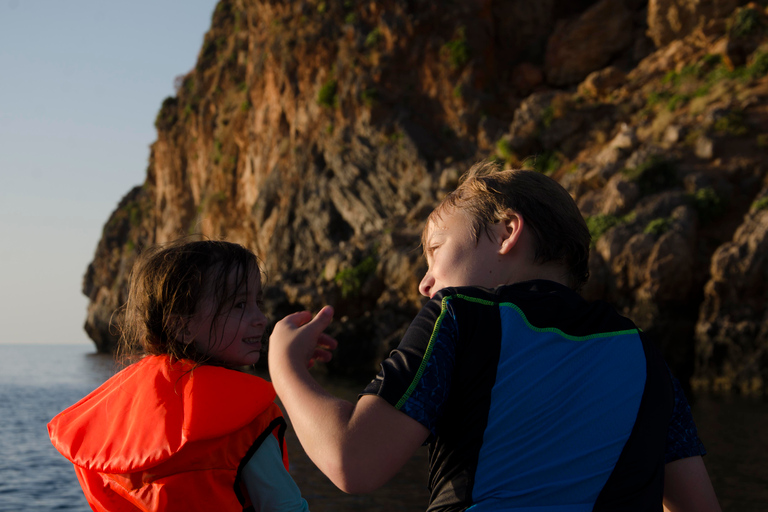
[270,306,338,369]
[268,305,429,494]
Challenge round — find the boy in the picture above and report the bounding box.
[268,162,721,511]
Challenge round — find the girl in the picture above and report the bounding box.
[48,239,327,511]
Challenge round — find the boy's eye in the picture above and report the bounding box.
[234,301,247,309]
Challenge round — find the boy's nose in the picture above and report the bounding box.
[419,272,434,298]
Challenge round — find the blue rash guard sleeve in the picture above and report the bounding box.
[362,295,457,436]
[664,369,707,464]
[241,435,310,512]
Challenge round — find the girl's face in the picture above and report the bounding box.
[185,265,268,367]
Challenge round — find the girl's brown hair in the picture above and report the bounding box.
[423,161,591,290]
[118,239,260,364]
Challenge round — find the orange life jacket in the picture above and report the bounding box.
[48,355,289,511]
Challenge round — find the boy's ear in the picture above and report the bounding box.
[498,210,524,255]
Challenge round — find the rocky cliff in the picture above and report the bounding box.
[83,0,768,393]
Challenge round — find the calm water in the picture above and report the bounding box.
[1,344,766,511]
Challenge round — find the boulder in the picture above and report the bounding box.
[578,66,628,98]
[510,62,545,95]
[544,0,634,86]
[642,230,695,302]
[505,90,558,155]
[694,195,768,393]
[647,0,742,48]
[601,174,641,215]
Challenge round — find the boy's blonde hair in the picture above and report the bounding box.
[423,161,591,290]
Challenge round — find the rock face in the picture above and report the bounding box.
[544,0,635,86]
[647,0,744,48]
[84,0,768,391]
[695,188,768,394]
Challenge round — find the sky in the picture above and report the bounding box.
[0,0,219,344]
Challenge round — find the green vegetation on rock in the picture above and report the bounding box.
[441,27,470,70]
[585,213,633,247]
[528,151,560,175]
[495,137,515,162]
[751,196,768,212]
[213,139,223,164]
[642,50,768,117]
[361,88,378,107]
[622,156,679,197]
[335,255,378,298]
[541,104,556,129]
[714,110,749,136]
[644,217,672,237]
[127,201,144,228]
[388,130,404,144]
[155,96,179,131]
[318,79,338,108]
[365,28,382,48]
[746,50,768,79]
[728,6,765,38]
[688,187,725,224]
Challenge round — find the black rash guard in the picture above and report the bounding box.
[363,280,706,511]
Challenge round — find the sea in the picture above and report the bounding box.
[1,344,766,512]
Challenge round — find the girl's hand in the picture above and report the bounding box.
[269,306,338,370]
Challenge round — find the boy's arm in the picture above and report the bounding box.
[661,365,719,512]
[662,456,721,512]
[268,307,430,493]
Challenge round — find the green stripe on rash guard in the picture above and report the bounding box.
[452,293,640,341]
[395,296,452,410]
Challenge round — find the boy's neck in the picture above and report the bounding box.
[505,262,570,289]
[500,226,571,289]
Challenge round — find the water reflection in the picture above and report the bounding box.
[9,346,764,511]
[692,395,768,512]
[287,433,429,512]
[274,370,430,512]
[0,345,119,512]
[279,372,768,512]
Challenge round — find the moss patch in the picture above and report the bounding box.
[752,196,768,212]
[644,217,672,236]
[688,187,725,224]
[441,27,470,70]
[622,156,679,197]
[585,214,632,246]
[335,255,378,298]
[318,79,338,108]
